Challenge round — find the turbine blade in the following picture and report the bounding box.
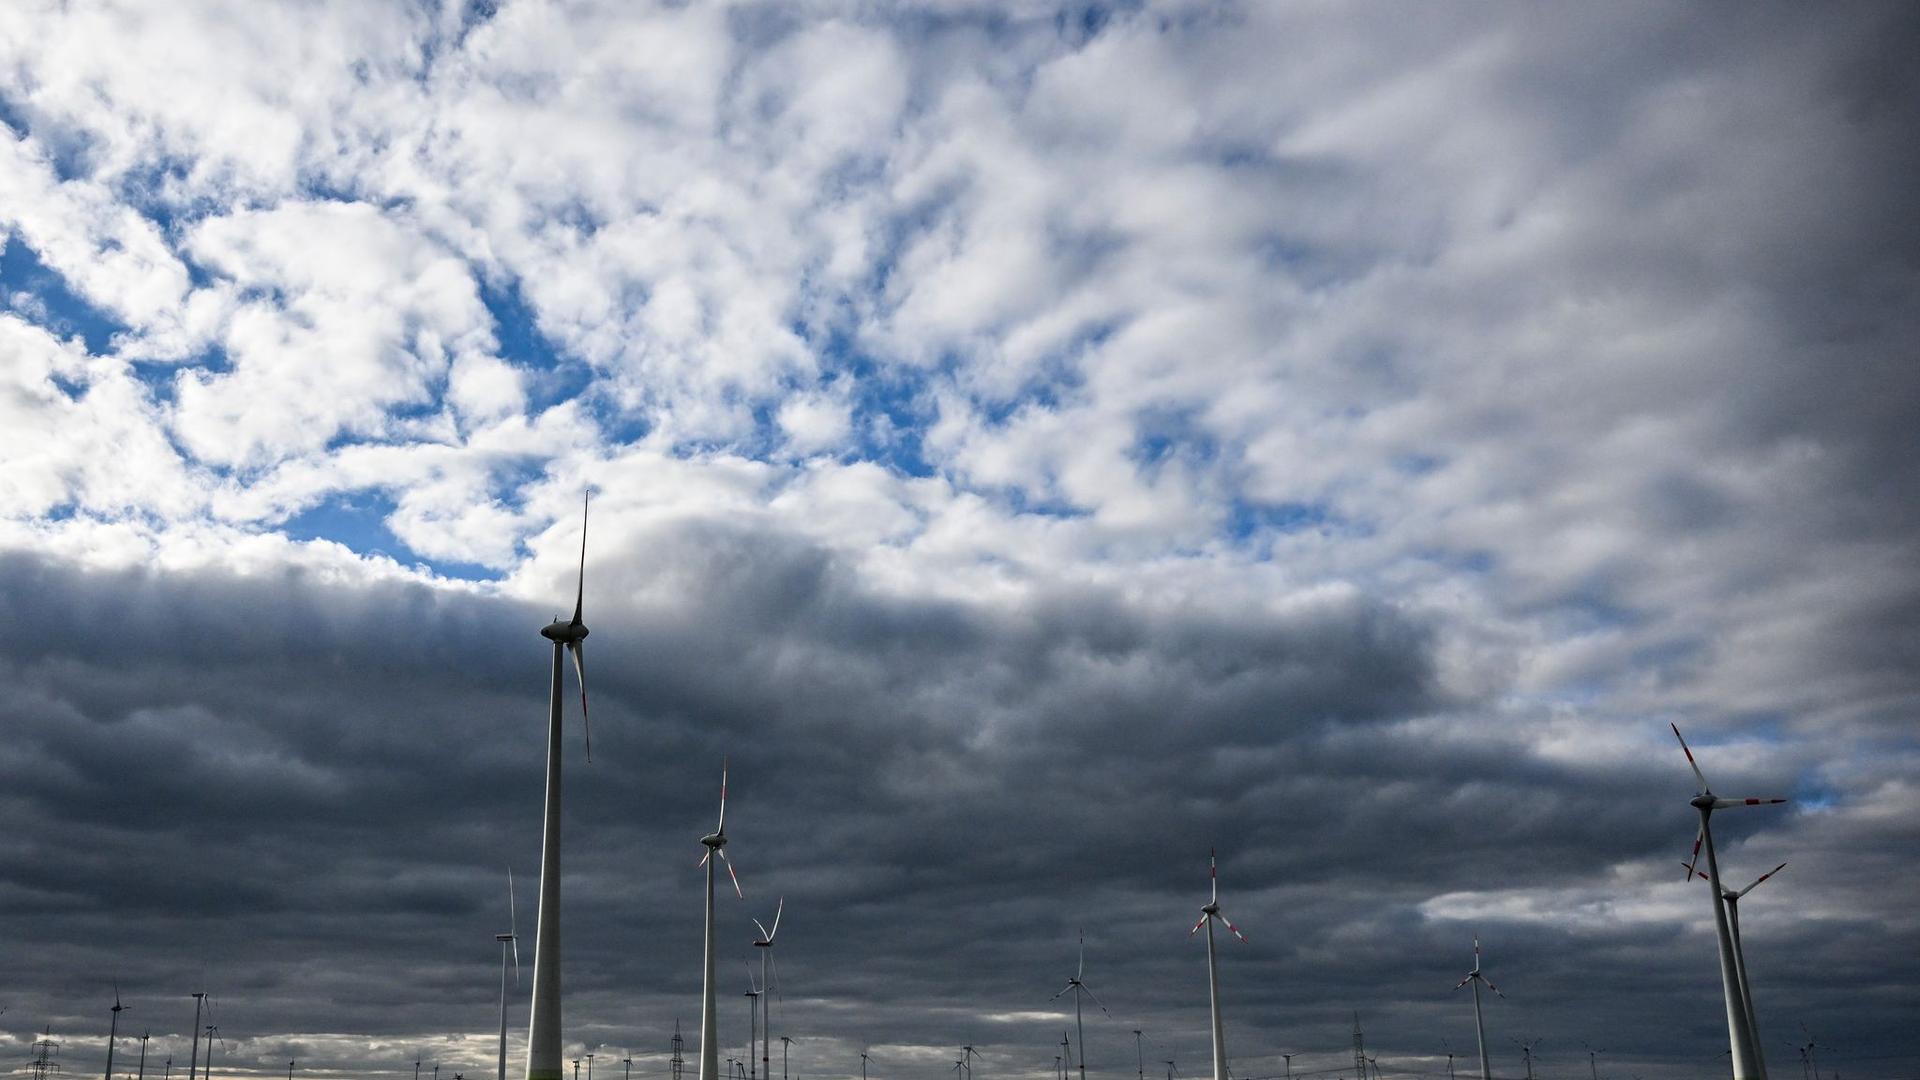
[769,950,782,1001]
[1684,825,1704,879]
[1710,796,1788,809]
[745,960,760,993]
[1189,913,1208,936]
[1079,982,1112,1016]
[569,640,591,763]
[1209,847,1218,904]
[718,847,743,898]
[1483,976,1505,999]
[769,896,783,941]
[1736,862,1787,898]
[718,757,729,833]
[1454,975,1473,990]
[1049,983,1075,1002]
[1670,723,1710,793]
[699,850,712,868]
[1078,929,1086,980]
[571,492,588,626]
[1217,911,1248,943]
[753,918,773,942]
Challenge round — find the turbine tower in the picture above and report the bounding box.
[1453,937,1504,1080]
[499,867,522,1080]
[1673,724,1785,1080]
[752,899,785,1080]
[698,761,745,1080]
[1050,930,1110,1080]
[1188,848,1247,1080]
[1689,860,1788,1076]
[527,495,595,1080]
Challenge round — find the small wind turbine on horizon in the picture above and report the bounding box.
[1673,723,1787,1080]
[498,867,522,1080]
[698,760,745,1080]
[1453,937,1504,1080]
[1051,930,1110,1080]
[527,494,596,1080]
[1189,848,1247,1080]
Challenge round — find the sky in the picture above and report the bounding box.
[2,2,1918,1079]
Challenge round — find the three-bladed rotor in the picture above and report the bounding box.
[540,493,594,761]
[1189,848,1248,942]
[1672,724,1787,878]
[699,759,744,898]
[1454,937,1504,998]
[497,866,520,983]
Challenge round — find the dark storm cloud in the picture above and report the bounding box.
[2,494,1911,1080]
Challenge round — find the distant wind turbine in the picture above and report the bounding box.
[1453,937,1504,1080]
[527,494,595,1080]
[698,760,745,1080]
[1673,723,1786,1080]
[1188,848,1247,1080]
[500,868,522,1080]
[1690,860,1788,1075]
[752,899,785,1080]
[744,971,761,1080]
[1051,931,1110,1080]
[105,984,130,1080]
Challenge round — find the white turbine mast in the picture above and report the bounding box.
[527,494,594,1080]
[1452,936,1505,1080]
[1689,859,1788,1075]
[1672,723,1786,1080]
[1188,848,1247,1080]
[1050,930,1111,1080]
[698,760,745,1080]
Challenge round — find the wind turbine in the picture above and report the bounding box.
[698,760,745,1080]
[1689,860,1788,1076]
[743,972,761,1080]
[527,494,595,1080]
[1050,930,1110,1080]
[188,993,206,1080]
[752,899,785,1080]
[500,868,522,1080]
[1673,723,1786,1080]
[1188,848,1247,1080]
[1453,937,1504,1080]
[106,984,130,1080]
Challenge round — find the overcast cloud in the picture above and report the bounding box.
[2,3,1917,1080]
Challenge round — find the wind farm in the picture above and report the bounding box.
[1,4,1914,1080]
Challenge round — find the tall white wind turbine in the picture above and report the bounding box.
[1188,848,1247,1080]
[1689,860,1788,1074]
[1452,937,1504,1080]
[698,760,745,1080]
[499,868,522,1080]
[1672,723,1786,1080]
[527,495,595,1080]
[1050,931,1110,1080]
[751,899,785,1080]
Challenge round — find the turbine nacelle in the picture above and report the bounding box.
[541,620,589,644]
